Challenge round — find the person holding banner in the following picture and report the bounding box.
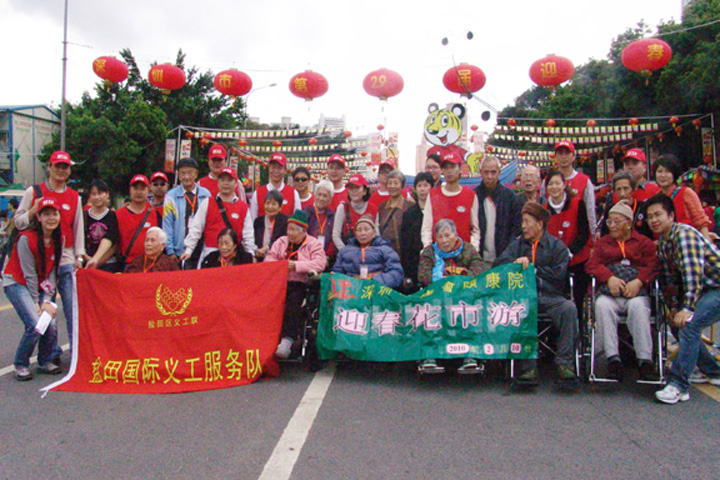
[124,227,180,273]
[305,180,336,267]
[266,210,327,358]
[181,167,255,267]
[3,198,63,381]
[494,202,579,386]
[254,190,288,261]
[332,174,378,251]
[332,214,403,288]
[201,228,254,268]
[417,218,483,374]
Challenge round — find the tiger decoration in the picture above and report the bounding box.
[424,103,484,174]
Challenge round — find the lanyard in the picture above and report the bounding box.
[286,238,307,260]
[531,241,539,263]
[617,240,627,259]
[220,254,235,267]
[314,206,328,234]
[361,246,369,263]
[184,191,197,215]
[143,254,158,273]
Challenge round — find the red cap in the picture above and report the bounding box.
[150,172,169,183]
[49,151,72,166]
[427,146,443,160]
[328,154,346,168]
[440,152,462,165]
[622,148,646,163]
[379,158,395,170]
[130,174,150,187]
[208,144,227,161]
[269,153,287,166]
[346,174,368,187]
[38,198,60,212]
[554,140,575,153]
[218,167,238,180]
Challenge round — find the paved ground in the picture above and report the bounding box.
[0,298,718,480]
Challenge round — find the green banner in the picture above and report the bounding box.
[317,263,538,362]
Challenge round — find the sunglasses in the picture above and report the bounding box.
[294,177,310,182]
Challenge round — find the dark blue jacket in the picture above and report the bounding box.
[475,182,522,258]
[332,236,404,288]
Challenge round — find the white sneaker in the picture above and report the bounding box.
[655,384,690,404]
[689,369,709,384]
[275,337,293,359]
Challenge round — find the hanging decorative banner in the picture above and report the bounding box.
[43,263,288,395]
[317,264,538,362]
[702,127,714,166]
[164,139,176,173]
[180,139,192,160]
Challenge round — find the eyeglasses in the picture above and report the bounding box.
[606,218,630,227]
[294,177,309,182]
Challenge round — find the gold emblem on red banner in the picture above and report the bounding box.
[156,284,193,316]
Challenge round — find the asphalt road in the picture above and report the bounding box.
[0,297,718,480]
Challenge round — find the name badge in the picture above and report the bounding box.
[317,234,325,245]
[360,265,369,279]
[39,279,54,295]
[621,259,631,266]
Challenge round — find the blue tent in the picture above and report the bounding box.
[405,159,519,188]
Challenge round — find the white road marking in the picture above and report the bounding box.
[258,364,336,480]
[0,343,70,377]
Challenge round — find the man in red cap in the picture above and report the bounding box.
[368,159,396,209]
[554,140,596,237]
[149,171,169,216]
[14,150,85,360]
[181,167,255,266]
[91,175,162,269]
[421,152,479,250]
[327,154,348,212]
[250,152,301,219]
[198,144,247,203]
[622,148,660,201]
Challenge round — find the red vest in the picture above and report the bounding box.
[670,186,691,226]
[368,190,391,210]
[329,188,347,212]
[546,196,590,266]
[3,230,56,287]
[300,193,314,210]
[633,181,661,202]
[115,203,161,263]
[566,172,590,199]
[429,187,475,243]
[341,202,378,238]
[198,175,243,199]
[38,183,79,248]
[257,184,295,217]
[204,197,249,248]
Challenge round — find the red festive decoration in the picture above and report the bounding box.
[587,119,597,127]
[486,145,494,153]
[675,126,683,137]
[213,69,252,98]
[529,54,575,87]
[200,138,208,147]
[308,138,318,145]
[621,38,673,77]
[442,63,486,98]
[289,70,329,101]
[629,118,639,126]
[658,133,665,142]
[546,119,556,128]
[92,56,128,86]
[238,139,247,147]
[693,172,704,190]
[343,131,352,138]
[377,124,385,131]
[363,68,404,101]
[361,151,368,157]
[471,124,479,131]
[692,119,702,130]
[185,131,194,139]
[519,151,526,158]
[507,118,516,128]
[273,140,282,147]
[148,64,186,93]
[204,133,213,140]
[669,116,679,126]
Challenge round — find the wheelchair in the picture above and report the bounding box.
[277,273,323,371]
[585,277,667,385]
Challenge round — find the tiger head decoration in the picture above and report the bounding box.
[424,103,483,174]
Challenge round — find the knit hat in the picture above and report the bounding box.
[355,214,376,230]
[288,210,309,229]
[521,202,551,226]
[608,201,634,221]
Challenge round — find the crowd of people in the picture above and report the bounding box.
[3,140,720,405]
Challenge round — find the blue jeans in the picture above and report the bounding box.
[669,288,720,392]
[52,263,74,357]
[5,283,58,368]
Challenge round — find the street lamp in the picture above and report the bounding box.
[243,83,277,129]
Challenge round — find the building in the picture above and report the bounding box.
[0,105,60,187]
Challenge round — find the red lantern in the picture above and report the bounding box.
[670,116,679,126]
[546,119,556,128]
[675,126,683,137]
[204,133,213,140]
[519,151,526,158]
[213,69,252,98]
[92,56,128,86]
[621,38,672,76]
[692,119,702,130]
[308,138,318,145]
[361,151,368,157]
[587,119,597,127]
[200,138,208,147]
[442,63,486,98]
[273,140,282,147]
[185,131,194,139]
[529,54,575,87]
[363,68,404,101]
[377,124,385,131]
[366,161,372,166]
[343,131,352,138]
[658,133,665,142]
[148,64,186,93]
[487,145,494,153]
[507,119,516,128]
[238,139,247,147]
[629,118,639,126]
[471,125,479,131]
[289,70,328,101]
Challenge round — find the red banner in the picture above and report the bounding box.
[45,262,288,394]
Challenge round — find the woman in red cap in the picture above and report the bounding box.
[332,174,377,252]
[3,198,64,381]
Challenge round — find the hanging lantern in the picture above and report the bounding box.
[200,138,208,147]
[289,70,329,101]
[487,145,494,153]
[361,151,367,157]
[213,69,253,98]
[546,119,556,128]
[442,63,486,98]
[519,151,526,158]
[363,68,404,101]
[692,119,702,130]
[471,125,479,131]
[377,124,385,131]
[529,54,575,87]
[185,131,194,139]
[273,140,282,147]
[658,133,665,142]
[507,118,516,128]
[238,139,247,147]
[204,133,213,140]
[92,56,129,86]
[693,172,704,191]
[675,126,683,137]
[587,119,597,127]
[621,38,672,77]
[343,131,352,138]
[669,116,679,126]
[308,138,318,145]
[629,118,639,126]
[148,64,186,94]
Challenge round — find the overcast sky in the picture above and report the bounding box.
[0,0,683,172]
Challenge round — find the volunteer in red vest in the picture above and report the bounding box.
[249,152,300,219]
[544,170,591,313]
[368,159,395,209]
[332,173,378,251]
[99,175,162,268]
[554,140,597,238]
[181,167,255,267]
[622,148,661,201]
[149,171,169,216]
[293,166,314,209]
[4,198,64,381]
[653,153,715,241]
[14,150,84,361]
[327,154,348,212]
[199,144,248,203]
[421,152,480,251]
